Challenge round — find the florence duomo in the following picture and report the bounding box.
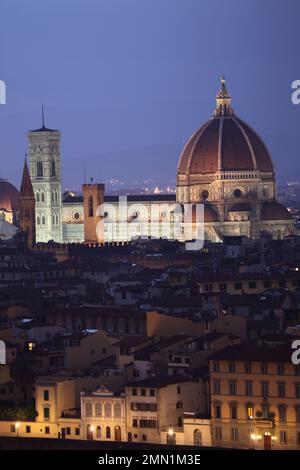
[0,77,295,246]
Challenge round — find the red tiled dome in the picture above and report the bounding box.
[261,202,292,221]
[0,180,20,211]
[178,116,274,175]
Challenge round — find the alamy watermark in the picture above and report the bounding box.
[95,198,205,251]
[291,80,300,105]
[0,80,6,104]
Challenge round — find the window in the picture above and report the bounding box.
[41,192,45,202]
[44,407,50,419]
[278,382,286,398]
[88,196,93,217]
[229,362,235,373]
[97,426,101,438]
[295,406,300,423]
[234,282,242,290]
[231,427,238,441]
[245,362,252,374]
[261,363,268,374]
[66,427,71,435]
[277,363,284,375]
[214,426,222,440]
[114,402,121,418]
[142,434,147,442]
[246,404,254,420]
[213,380,221,394]
[215,404,222,419]
[75,428,80,436]
[132,389,137,396]
[245,381,253,396]
[278,405,286,423]
[213,361,219,373]
[141,389,146,397]
[10,424,16,433]
[280,431,287,444]
[106,426,111,439]
[150,389,155,397]
[45,426,50,435]
[230,405,237,420]
[261,382,269,398]
[177,386,181,394]
[95,403,102,417]
[296,384,300,399]
[249,281,257,289]
[105,402,112,417]
[26,425,31,434]
[85,402,93,417]
[176,401,183,409]
[43,390,49,401]
[194,429,202,446]
[36,192,40,202]
[37,161,43,177]
[42,215,46,225]
[229,381,237,395]
[51,161,56,177]
[132,419,138,428]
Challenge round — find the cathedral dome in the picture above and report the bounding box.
[0,179,20,211]
[178,78,274,176]
[261,202,293,221]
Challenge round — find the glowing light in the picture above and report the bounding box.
[168,428,174,436]
[15,422,20,429]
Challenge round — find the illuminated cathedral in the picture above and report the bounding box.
[0,78,295,244]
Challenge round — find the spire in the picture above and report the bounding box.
[42,104,45,128]
[214,75,234,117]
[20,156,34,198]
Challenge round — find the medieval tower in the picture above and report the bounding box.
[82,183,105,243]
[27,116,62,243]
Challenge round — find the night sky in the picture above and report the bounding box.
[1,0,300,191]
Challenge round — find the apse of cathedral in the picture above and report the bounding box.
[0,78,295,244]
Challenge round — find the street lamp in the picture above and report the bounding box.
[15,421,20,438]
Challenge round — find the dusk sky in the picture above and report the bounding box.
[1,0,300,191]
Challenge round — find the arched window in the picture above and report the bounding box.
[85,402,93,417]
[106,426,111,439]
[114,402,121,418]
[96,426,101,438]
[42,215,46,225]
[51,161,56,177]
[194,429,202,446]
[88,196,93,217]
[36,192,40,203]
[105,403,112,417]
[95,403,102,417]
[41,192,45,202]
[52,215,55,225]
[37,216,41,226]
[36,161,43,178]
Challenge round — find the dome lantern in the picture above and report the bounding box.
[214,75,234,117]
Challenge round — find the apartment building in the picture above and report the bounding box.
[209,344,300,449]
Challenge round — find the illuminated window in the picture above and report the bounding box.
[247,405,254,420]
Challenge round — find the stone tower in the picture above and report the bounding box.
[82,183,105,243]
[27,114,62,243]
[19,159,36,248]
